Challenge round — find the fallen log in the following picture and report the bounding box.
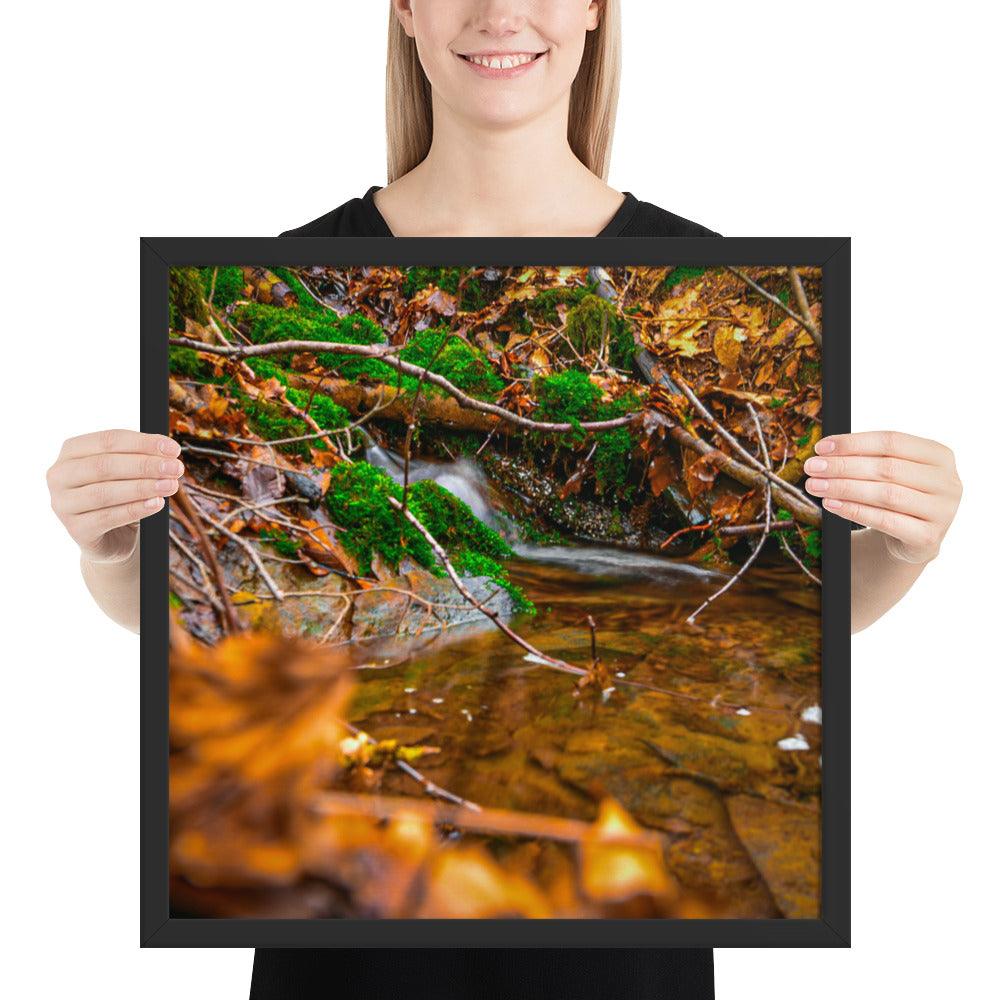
[242,266,297,307]
[283,372,504,434]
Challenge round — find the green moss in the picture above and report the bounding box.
[233,302,402,384]
[452,550,534,614]
[401,267,491,311]
[526,283,596,324]
[803,528,821,563]
[169,346,214,380]
[169,267,209,331]
[197,266,245,309]
[563,294,635,369]
[245,357,289,385]
[324,461,530,611]
[407,479,511,563]
[399,327,503,400]
[271,266,325,313]
[533,369,603,438]
[228,382,348,459]
[532,370,638,494]
[259,529,302,558]
[661,266,707,292]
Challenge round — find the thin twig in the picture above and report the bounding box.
[338,721,481,811]
[786,266,822,348]
[685,403,773,625]
[172,485,241,633]
[779,532,822,586]
[187,494,286,601]
[672,372,814,510]
[309,790,668,846]
[727,266,819,345]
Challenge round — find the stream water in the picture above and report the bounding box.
[341,445,823,918]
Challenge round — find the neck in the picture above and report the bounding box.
[394,93,607,235]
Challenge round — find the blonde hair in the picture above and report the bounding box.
[385,1,621,182]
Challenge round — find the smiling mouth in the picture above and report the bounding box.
[457,50,547,71]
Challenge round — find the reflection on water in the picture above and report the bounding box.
[345,549,822,918]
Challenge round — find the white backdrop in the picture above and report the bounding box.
[3,2,997,998]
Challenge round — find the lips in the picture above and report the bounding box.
[456,50,547,78]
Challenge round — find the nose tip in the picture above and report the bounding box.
[476,12,527,36]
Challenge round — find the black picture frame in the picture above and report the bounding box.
[141,236,850,948]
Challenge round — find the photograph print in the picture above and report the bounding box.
[164,257,826,924]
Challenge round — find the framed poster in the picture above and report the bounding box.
[141,236,850,948]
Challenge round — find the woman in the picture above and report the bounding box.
[46,2,963,998]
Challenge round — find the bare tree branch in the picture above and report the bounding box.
[168,336,638,434]
[727,266,821,347]
[685,403,773,625]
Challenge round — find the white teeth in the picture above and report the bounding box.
[466,52,537,69]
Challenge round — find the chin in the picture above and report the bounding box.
[455,93,552,130]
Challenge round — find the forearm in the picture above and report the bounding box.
[850,526,930,634]
[79,529,141,634]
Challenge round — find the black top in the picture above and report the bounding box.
[279,185,720,239]
[256,188,718,1000]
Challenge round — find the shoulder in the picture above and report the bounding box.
[616,195,722,238]
[279,185,390,237]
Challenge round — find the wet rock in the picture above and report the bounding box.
[351,567,516,640]
[483,451,677,549]
[725,795,820,918]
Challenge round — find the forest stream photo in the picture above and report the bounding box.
[165,262,824,921]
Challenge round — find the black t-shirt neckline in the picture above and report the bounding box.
[356,184,640,238]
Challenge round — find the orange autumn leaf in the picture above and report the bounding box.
[579,799,679,905]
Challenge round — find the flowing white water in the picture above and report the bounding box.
[361,435,723,582]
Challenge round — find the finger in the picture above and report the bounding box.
[67,496,166,549]
[58,429,180,462]
[820,497,935,550]
[805,475,942,521]
[52,452,184,489]
[815,430,952,467]
[803,454,940,492]
[56,476,180,516]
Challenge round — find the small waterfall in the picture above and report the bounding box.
[360,432,500,529]
[357,431,722,582]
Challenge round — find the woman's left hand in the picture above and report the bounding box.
[802,430,963,563]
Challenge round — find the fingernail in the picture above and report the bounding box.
[158,438,180,457]
[815,439,835,454]
[155,479,174,492]
[824,498,843,509]
[805,457,827,472]
[145,496,164,509]
[160,459,182,475]
[807,478,828,492]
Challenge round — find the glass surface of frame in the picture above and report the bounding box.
[141,237,850,948]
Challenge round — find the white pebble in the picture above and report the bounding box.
[801,704,822,725]
[777,734,810,751]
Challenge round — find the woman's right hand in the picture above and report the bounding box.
[47,429,183,562]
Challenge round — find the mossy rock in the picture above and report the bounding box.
[323,461,531,612]
[169,267,209,331]
[532,369,639,495]
[398,327,504,400]
[563,294,636,370]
